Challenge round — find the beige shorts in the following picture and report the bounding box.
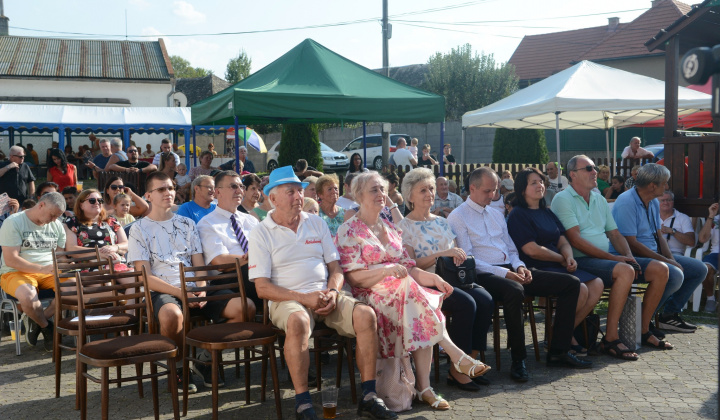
[269,292,363,338]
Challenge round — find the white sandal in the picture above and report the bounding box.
[453,354,490,378]
[416,386,450,410]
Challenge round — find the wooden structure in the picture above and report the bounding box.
[645,0,720,216]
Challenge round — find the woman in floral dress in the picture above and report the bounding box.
[337,172,489,411]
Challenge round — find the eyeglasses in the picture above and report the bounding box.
[148,186,175,194]
[11,154,25,159]
[127,149,138,153]
[219,183,245,191]
[85,197,104,205]
[571,165,599,173]
[109,185,125,190]
[659,199,674,203]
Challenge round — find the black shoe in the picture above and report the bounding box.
[472,375,491,386]
[192,362,224,388]
[510,360,529,382]
[177,369,197,394]
[25,318,41,347]
[41,321,54,352]
[658,313,697,333]
[295,406,319,420]
[357,393,398,419]
[446,375,482,391]
[648,322,666,340]
[546,351,593,369]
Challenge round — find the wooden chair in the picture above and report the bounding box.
[492,296,540,370]
[76,267,179,420]
[432,309,486,383]
[179,259,282,420]
[52,247,142,409]
[263,299,358,404]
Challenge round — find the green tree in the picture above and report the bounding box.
[225,49,252,85]
[422,44,518,120]
[170,55,211,78]
[278,124,323,172]
[492,128,549,164]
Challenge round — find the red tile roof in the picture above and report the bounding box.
[508,0,692,83]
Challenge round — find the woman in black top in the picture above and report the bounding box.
[418,144,438,168]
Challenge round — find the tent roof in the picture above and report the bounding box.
[0,104,192,133]
[191,39,445,125]
[462,61,711,130]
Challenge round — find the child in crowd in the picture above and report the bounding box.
[502,170,513,181]
[113,194,136,226]
[21,198,36,210]
[606,175,626,202]
[62,186,78,218]
[408,137,419,160]
[303,197,319,215]
[175,163,191,188]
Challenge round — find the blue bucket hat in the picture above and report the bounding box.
[263,165,309,196]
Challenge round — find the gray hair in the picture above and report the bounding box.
[635,163,670,188]
[238,146,248,153]
[109,138,123,149]
[662,190,675,200]
[351,171,388,203]
[38,192,66,212]
[191,175,213,199]
[401,167,435,208]
[98,138,110,145]
[9,145,23,155]
[566,155,592,173]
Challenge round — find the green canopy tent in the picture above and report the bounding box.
[190,39,446,172]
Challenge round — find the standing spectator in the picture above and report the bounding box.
[26,143,39,167]
[81,145,94,179]
[107,145,157,174]
[442,143,456,165]
[431,176,462,217]
[189,151,216,181]
[85,138,112,177]
[546,162,568,194]
[46,149,77,192]
[417,144,438,168]
[45,141,60,173]
[346,153,369,177]
[621,137,654,160]
[142,143,155,158]
[391,138,417,170]
[152,139,181,168]
[0,145,36,203]
[176,175,217,224]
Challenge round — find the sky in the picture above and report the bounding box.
[6,0,666,78]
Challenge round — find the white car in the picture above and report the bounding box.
[266,141,350,173]
[340,134,412,170]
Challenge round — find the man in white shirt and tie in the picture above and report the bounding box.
[197,170,259,307]
[448,167,588,383]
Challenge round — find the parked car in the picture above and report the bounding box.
[340,134,412,170]
[265,142,350,173]
[643,143,664,161]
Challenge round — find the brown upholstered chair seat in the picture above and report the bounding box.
[186,322,275,343]
[80,334,176,360]
[58,314,138,330]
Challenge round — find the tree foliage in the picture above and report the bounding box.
[492,128,549,164]
[278,124,323,172]
[422,44,518,121]
[225,49,252,85]
[170,55,211,79]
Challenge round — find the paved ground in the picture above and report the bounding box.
[1,313,717,420]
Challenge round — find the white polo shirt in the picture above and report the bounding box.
[197,206,259,265]
[248,210,339,293]
[660,209,694,255]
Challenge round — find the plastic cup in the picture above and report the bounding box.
[9,320,16,341]
[321,386,338,419]
[76,181,83,191]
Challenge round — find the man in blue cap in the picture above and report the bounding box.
[248,166,396,420]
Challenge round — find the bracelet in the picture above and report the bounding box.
[388,203,398,210]
[329,288,339,294]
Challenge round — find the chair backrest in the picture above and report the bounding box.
[52,247,110,315]
[178,259,248,332]
[75,267,152,347]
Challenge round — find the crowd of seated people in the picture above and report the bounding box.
[0,140,716,419]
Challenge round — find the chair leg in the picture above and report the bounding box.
[212,350,220,420]
[101,367,110,420]
[346,338,357,404]
[527,301,540,361]
[54,333,62,398]
[261,345,268,402]
[136,363,144,398]
[182,346,190,417]
[268,344,283,420]
[493,304,501,371]
[235,348,241,378]
[245,348,251,405]
[479,351,486,364]
[167,357,180,420]
[75,347,82,410]
[80,362,88,420]
[150,362,160,420]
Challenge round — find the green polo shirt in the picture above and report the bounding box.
[550,185,617,258]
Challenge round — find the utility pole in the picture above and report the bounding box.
[382,0,390,77]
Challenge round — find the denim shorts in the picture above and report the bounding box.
[575,257,658,288]
[703,253,718,270]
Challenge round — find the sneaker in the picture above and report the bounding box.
[705,299,717,313]
[357,393,398,419]
[177,369,197,394]
[658,313,697,333]
[24,318,41,347]
[41,321,54,352]
[192,362,224,388]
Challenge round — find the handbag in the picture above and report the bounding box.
[435,255,477,289]
[375,356,415,412]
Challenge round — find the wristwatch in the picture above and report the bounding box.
[672,228,677,234]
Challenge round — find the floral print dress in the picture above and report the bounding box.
[65,216,129,271]
[336,215,445,358]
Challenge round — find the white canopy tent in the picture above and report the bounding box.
[461,61,712,166]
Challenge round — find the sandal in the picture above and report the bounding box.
[601,338,639,361]
[641,331,674,350]
[453,354,491,378]
[416,387,450,410]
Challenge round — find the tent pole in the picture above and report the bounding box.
[605,129,610,166]
[362,121,367,169]
[184,129,190,170]
[122,129,130,150]
[192,127,197,168]
[613,126,618,175]
[8,127,13,147]
[243,126,247,148]
[58,125,65,151]
[439,122,445,176]
[66,129,72,150]
[234,116,240,173]
[461,127,465,167]
[554,112,561,167]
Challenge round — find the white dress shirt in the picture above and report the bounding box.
[197,206,258,265]
[447,197,525,278]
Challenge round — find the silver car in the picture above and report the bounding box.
[341,134,411,170]
[266,142,350,173]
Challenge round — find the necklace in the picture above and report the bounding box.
[359,212,384,237]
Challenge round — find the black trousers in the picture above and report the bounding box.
[475,266,580,361]
[443,285,494,354]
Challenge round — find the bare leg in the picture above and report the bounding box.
[157,303,184,346]
[641,261,671,347]
[411,347,433,393]
[605,263,637,356]
[221,297,255,323]
[13,284,49,327]
[351,305,377,383]
[283,311,311,394]
[575,279,603,327]
[703,264,716,298]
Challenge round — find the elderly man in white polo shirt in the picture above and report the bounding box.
[197,170,260,306]
[248,166,396,420]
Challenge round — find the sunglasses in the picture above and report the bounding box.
[12,154,25,159]
[220,183,245,191]
[571,165,599,173]
[109,185,125,190]
[127,149,138,153]
[86,197,104,205]
[148,186,176,194]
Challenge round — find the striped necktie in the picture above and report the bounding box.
[230,214,249,253]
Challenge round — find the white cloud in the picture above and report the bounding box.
[173,1,206,24]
